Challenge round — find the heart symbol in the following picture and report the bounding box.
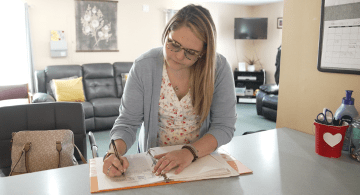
[323,133,342,147]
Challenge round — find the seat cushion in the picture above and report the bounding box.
[95,116,118,131]
[262,95,278,110]
[90,97,121,117]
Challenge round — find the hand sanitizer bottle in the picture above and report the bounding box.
[334,90,359,151]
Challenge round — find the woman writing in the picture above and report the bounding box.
[103,4,237,177]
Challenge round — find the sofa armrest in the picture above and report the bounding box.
[35,70,46,93]
[259,84,279,94]
[32,93,56,103]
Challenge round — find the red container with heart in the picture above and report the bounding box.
[314,121,349,158]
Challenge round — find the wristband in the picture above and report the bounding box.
[181,144,199,162]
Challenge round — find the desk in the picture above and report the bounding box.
[1,128,359,194]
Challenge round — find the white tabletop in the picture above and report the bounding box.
[1,128,359,195]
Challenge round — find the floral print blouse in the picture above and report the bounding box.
[157,64,201,146]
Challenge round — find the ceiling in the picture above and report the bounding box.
[182,0,283,6]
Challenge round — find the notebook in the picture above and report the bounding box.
[90,145,252,193]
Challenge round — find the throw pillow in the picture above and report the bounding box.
[121,73,129,89]
[47,76,78,99]
[53,77,85,102]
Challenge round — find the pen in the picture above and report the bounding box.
[111,139,125,175]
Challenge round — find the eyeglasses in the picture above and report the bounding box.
[166,38,203,61]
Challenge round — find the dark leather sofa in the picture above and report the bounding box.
[0,102,86,177]
[33,62,133,132]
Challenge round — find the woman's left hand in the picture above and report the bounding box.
[153,149,194,175]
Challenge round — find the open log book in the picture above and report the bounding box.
[90,145,252,193]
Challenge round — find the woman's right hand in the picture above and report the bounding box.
[103,154,129,177]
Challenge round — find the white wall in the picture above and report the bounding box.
[249,3,283,84]
[24,0,283,84]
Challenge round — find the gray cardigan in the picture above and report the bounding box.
[110,47,237,153]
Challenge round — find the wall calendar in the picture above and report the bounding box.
[318,0,360,74]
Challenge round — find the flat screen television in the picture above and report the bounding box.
[234,18,268,39]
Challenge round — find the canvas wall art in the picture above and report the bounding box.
[75,0,118,52]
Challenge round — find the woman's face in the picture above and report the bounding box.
[163,26,204,71]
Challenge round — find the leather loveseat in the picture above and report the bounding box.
[33,62,133,132]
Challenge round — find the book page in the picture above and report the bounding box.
[95,153,164,191]
[91,145,252,192]
[151,145,233,181]
[213,148,253,175]
[210,151,241,176]
[166,154,232,181]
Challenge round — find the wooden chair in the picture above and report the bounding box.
[0,83,31,107]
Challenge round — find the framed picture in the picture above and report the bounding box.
[75,0,119,52]
[277,17,283,29]
[317,0,360,75]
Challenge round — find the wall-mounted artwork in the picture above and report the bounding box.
[75,0,118,52]
[50,30,68,57]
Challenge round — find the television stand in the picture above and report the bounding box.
[234,70,265,104]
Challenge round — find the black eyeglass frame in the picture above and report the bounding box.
[166,38,203,61]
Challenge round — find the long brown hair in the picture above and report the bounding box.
[162,4,217,124]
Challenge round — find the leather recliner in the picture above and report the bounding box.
[0,102,86,177]
[256,45,281,122]
[256,84,279,122]
[33,62,133,132]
